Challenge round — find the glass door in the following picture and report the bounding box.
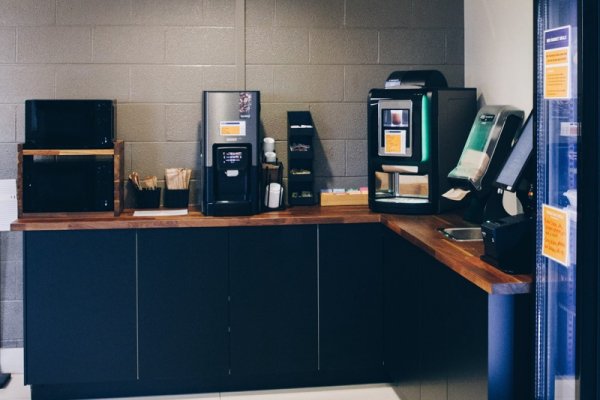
[535,0,579,399]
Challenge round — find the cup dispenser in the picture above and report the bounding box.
[201,91,260,216]
[368,70,476,214]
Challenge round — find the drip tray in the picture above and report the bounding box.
[438,227,482,242]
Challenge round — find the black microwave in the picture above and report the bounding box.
[22,157,114,213]
[25,99,115,149]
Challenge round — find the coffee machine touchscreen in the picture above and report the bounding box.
[378,101,413,157]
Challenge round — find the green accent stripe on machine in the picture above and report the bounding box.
[421,94,430,162]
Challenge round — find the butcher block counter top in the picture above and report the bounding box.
[11,205,532,295]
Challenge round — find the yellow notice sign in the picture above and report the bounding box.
[545,65,569,99]
[542,204,570,266]
[384,130,405,155]
[545,48,568,65]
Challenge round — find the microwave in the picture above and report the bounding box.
[22,157,114,213]
[25,99,115,149]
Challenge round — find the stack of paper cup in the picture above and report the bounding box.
[263,137,276,163]
[263,137,275,153]
[265,182,283,208]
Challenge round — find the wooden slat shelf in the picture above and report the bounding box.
[18,140,124,217]
[10,205,532,295]
[22,148,116,156]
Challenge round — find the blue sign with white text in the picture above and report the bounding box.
[544,27,570,50]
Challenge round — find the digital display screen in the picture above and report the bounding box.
[222,151,243,164]
[381,109,410,156]
[383,109,409,127]
[495,114,533,191]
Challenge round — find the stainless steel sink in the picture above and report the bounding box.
[438,227,483,242]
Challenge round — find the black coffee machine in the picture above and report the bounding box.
[368,70,476,214]
[201,91,260,216]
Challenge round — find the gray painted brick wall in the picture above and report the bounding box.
[0,0,464,348]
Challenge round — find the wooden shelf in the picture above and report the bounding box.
[22,148,117,156]
[18,140,124,217]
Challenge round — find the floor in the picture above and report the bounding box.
[0,375,403,400]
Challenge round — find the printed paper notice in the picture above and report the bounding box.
[544,26,571,99]
[542,204,570,266]
[0,179,17,232]
[220,121,246,136]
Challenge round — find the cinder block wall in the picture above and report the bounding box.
[0,0,464,348]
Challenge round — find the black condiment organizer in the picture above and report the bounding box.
[287,111,316,205]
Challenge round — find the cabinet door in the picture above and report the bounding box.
[229,225,318,376]
[25,230,137,385]
[383,228,490,400]
[138,228,229,380]
[319,223,384,374]
[384,229,422,400]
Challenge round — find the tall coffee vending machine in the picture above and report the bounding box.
[201,91,260,216]
[368,70,476,214]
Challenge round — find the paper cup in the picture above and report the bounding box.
[264,151,276,163]
[263,137,275,153]
[265,183,283,208]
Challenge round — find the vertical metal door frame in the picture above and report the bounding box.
[577,0,599,398]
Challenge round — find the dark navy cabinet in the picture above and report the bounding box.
[229,225,318,377]
[383,228,532,400]
[23,222,521,400]
[384,229,487,400]
[137,228,229,381]
[319,224,385,378]
[383,227,423,399]
[25,230,137,385]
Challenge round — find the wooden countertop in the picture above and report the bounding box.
[380,213,532,295]
[10,206,381,231]
[11,206,532,295]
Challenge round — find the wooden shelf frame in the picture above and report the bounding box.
[17,140,124,217]
[22,148,117,156]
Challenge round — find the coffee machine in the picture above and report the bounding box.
[368,70,476,214]
[201,91,260,216]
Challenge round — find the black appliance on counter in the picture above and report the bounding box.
[201,91,260,216]
[446,105,525,223]
[22,99,116,213]
[25,99,114,149]
[368,70,476,214]
[22,159,114,213]
[480,113,535,274]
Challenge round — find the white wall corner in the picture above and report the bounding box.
[464,0,534,113]
[1,348,24,374]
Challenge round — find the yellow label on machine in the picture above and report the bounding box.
[384,130,406,155]
[220,121,246,136]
